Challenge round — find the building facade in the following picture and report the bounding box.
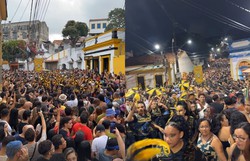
[88,18,108,36]
[2,20,49,47]
[44,47,84,70]
[229,38,250,80]
[83,28,125,75]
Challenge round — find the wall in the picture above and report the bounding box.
[89,19,108,35]
[229,38,250,80]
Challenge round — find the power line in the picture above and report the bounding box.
[182,0,250,32]
[181,0,250,33]
[10,0,23,22]
[42,0,51,21]
[37,0,48,21]
[225,0,250,14]
[28,0,34,43]
[19,0,31,22]
[35,0,42,20]
[33,0,39,21]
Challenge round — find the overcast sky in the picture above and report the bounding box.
[5,0,124,41]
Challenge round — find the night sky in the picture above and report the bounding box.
[125,0,250,58]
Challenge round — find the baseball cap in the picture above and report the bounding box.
[106,109,116,117]
[6,141,23,159]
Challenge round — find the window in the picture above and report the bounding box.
[12,26,18,31]
[91,24,95,29]
[22,32,27,39]
[3,27,8,33]
[137,76,145,90]
[103,23,107,28]
[155,75,163,87]
[97,23,101,29]
[12,32,17,39]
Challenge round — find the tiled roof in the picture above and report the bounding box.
[126,54,163,66]
[53,40,63,45]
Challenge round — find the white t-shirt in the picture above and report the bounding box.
[91,135,108,159]
[0,155,7,161]
[65,98,78,108]
[197,103,208,119]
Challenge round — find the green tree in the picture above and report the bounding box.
[62,20,88,47]
[105,8,125,31]
[2,40,26,62]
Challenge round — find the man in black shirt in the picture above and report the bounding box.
[50,134,67,161]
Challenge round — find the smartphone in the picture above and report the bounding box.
[110,122,116,133]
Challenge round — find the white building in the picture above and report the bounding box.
[88,18,109,36]
[229,38,250,80]
[44,47,84,70]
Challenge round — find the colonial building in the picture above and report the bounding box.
[126,54,169,89]
[229,38,250,80]
[126,51,194,89]
[88,18,108,36]
[83,28,125,75]
[2,20,49,47]
[44,47,84,70]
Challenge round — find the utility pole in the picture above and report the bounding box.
[26,0,34,71]
[161,51,168,86]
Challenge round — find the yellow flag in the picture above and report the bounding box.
[194,65,203,84]
[34,58,43,72]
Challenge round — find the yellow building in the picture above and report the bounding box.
[83,28,125,74]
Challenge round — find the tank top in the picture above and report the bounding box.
[197,134,217,161]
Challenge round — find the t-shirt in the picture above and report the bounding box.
[91,135,108,159]
[0,155,7,161]
[17,122,28,134]
[197,103,208,119]
[98,149,114,161]
[97,113,105,123]
[50,153,66,161]
[37,156,49,161]
[72,123,93,141]
[59,129,71,140]
[24,130,47,161]
[24,142,41,161]
[14,134,28,145]
[210,102,224,114]
[65,98,78,108]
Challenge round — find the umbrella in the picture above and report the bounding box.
[160,87,167,93]
[179,80,190,91]
[147,88,162,96]
[125,89,135,98]
[125,88,141,101]
[179,91,188,100]
[126,139,170,161]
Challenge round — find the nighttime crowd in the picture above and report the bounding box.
[0,58,249,161]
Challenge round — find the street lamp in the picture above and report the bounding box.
[154,44,160,50]
[155,44,168,86]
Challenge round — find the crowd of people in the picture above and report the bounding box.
[0,58,249,161]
